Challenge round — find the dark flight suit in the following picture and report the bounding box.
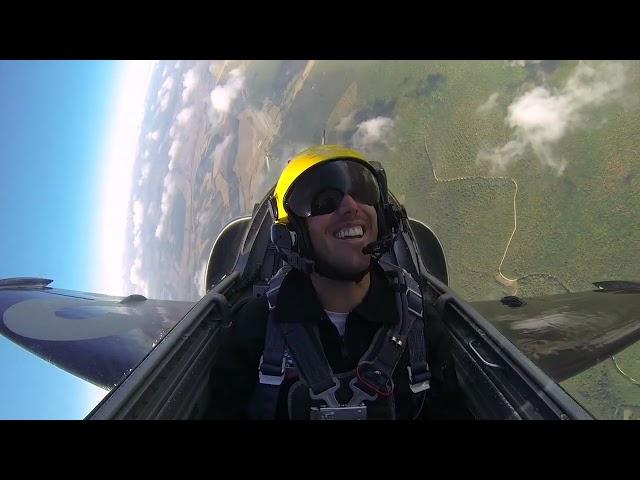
[207,262,471,419]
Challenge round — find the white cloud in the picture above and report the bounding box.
[146,130,160,142]
[208,61,223,77]
[209,69,245,114]
[477,92,500,113]
[478,62,627,175]
[176,106,194,126]
[132,200,145,249]
[132,200,144,233]
[335,112,356,132]
[138,162,150,186]
[133,231,142,249]
[168,139,182,171]
[129,257,149,297]
[161,174,177,212]
[159,76,175,95]
[193,262,208,297]
[155,173,177,239]
[160,92,171,112]
[175,61,182,70]
[351,116,395,151]
[197,209,214,226]
[182,68,200,103]
[158,76,175,112]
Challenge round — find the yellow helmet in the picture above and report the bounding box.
[269,144,399,277]
[271,145,369,225]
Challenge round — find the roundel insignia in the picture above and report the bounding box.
[2,296,145,341]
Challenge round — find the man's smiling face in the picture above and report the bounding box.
[306,193,378,278]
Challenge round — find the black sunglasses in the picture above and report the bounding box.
[285,159,381,218]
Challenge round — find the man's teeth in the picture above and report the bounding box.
[335,226,364,239]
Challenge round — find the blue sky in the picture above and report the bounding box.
[0,60,155,418]
[0,60,120,291]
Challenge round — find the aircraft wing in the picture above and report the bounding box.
[471,289,640,382]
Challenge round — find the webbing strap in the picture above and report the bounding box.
[378,261,430,392]
[280,322,340,406]
[254,262,430,419]
[258,274,287,384]
[352,268,417,398]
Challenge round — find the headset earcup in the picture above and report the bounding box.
[271,218,309,256]
[271,223,293,252]
[288,215,311,257]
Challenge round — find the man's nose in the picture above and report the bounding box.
[337,194,359,215]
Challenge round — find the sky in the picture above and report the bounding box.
[0,60,155,293]
[0,60,155,418]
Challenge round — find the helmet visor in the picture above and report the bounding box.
[285,159,381,218]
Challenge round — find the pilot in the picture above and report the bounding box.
[207,145,470,420]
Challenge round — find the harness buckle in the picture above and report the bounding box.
[408,365,431,393]
[309,377,376,419]
[258,354,286,386]
[310,405,367,420]
[308,377,341,408]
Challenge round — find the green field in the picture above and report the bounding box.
[244,60,640,418]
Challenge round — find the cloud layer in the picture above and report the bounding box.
[210,69,245,114]
[478,62,627,175]
[351,116,395,151]
[477,93,500,113]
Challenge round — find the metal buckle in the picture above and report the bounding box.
[308,377,341,408]
[348,377,378,406]
[310,405,367,420]
[407,366,430,393]
[258,354,286,385]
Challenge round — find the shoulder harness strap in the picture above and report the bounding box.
[252,263,430,419]
[378,260,431,394]
[247,268,290,420]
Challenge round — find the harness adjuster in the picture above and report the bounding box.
[408,364,431,393]
[406,285,423,318]
[266,286,280,311]
[356,362,394,397]
[258,354,286,386]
